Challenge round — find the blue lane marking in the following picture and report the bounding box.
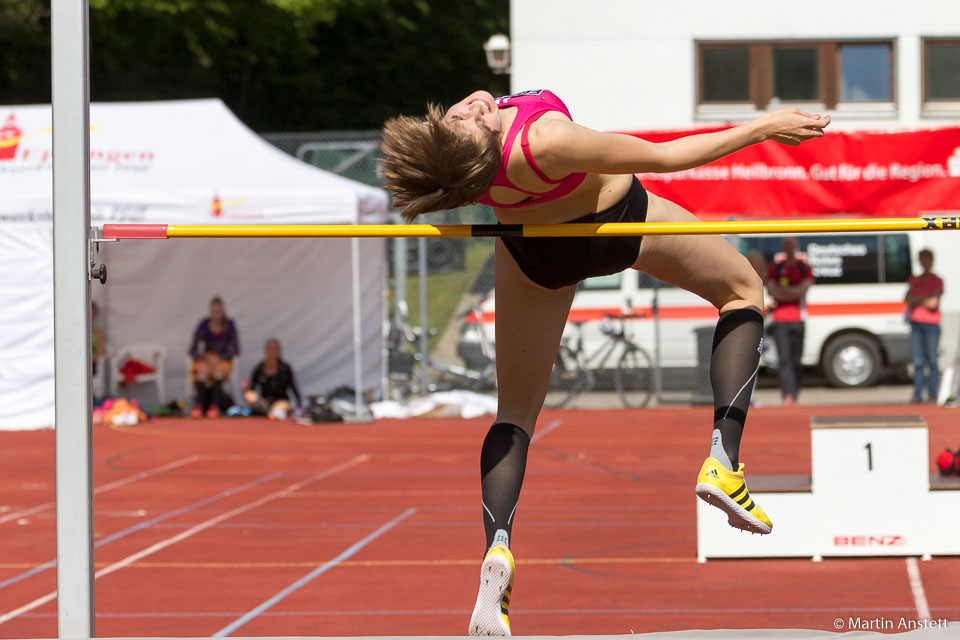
[0,472,281,591]
[212,507,416,637]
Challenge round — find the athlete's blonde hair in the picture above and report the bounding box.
[379,104,502,221]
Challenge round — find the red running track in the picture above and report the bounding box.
[0,404,957,637]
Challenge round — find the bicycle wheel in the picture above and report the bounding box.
[545,344,589,408]
[615,346,654,408]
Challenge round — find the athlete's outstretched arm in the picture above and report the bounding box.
[535,108,830,176]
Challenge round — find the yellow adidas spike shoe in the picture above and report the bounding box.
[468,545,515,636]
[695,457,772,534]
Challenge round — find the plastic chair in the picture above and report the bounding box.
[110,344,167,402]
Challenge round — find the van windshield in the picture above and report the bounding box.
[740,234,910,285]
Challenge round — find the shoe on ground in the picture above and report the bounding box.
[782,393,795,407]
[189,406,202,419]
[205,406,220,418]
[468,545,515,636]
[695,457,772,535]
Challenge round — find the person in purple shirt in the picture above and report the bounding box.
[188,296,240,417]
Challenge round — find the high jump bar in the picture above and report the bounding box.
[103,216,960,239]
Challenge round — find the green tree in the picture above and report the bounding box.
[0,0,508,131]
[259,0,511,130]
[0,0,51,102]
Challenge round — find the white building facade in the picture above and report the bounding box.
[510,0,960,131]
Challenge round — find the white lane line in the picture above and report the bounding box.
[0,472,281,591]
[213,507,416,637]
[0,454,202,525]
[289,486,656,497]
[146,517,692,530]
[0,454,368,626]
[531,418,563,443]
[17,605,931,619]
[906,557,932,619]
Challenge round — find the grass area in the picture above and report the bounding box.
[402,240,494,353]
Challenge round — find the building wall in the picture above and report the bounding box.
[510,0,960,131]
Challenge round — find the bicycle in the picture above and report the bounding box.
[387,299,497,399]
[546,312,654,409]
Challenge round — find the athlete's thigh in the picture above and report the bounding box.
[493,240,577,434]
[632,193,762,311]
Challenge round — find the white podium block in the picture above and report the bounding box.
[697,415,960,561]
[812,416,928,557]
[697,491,815,562]
[928,486,960,556]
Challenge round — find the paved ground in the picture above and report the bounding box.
[752,382,923,408]
[555,377,956,410]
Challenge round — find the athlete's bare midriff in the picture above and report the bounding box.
[488,106,634,225]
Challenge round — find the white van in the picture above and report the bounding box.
[458,230,960,389]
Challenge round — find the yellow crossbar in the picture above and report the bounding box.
[101,216,960,239]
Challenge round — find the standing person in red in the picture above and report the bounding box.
[766,237,814,407]
[906,249,944,403]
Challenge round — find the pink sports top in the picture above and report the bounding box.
[477,90,587,209]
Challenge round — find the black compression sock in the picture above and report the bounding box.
[709,308,764,470]
[479,422,530,552]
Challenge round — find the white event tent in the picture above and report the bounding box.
[0,99,388,429]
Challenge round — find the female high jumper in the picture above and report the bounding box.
[379,89,829,636]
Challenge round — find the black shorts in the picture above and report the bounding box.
[501,176,648,289]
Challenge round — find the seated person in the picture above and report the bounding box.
[189,296,240,418]
[243,338,302,420]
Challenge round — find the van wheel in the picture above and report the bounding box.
[822,334,882,388]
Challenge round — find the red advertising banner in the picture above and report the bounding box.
[629,124,960,218]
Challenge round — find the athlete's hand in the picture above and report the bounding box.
[759,108,830,146]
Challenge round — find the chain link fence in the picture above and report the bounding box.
[262,130,914,409]
[262,130,501,401]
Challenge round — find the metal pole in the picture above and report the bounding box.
[387,231,408,401]
[350,237,368,419]
[393,234,407,327]
[417,236,428,395]
[379,247,389,403]
[652,279,663,402]
[51,0,95,636]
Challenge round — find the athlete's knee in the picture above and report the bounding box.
[717,266,763,312]
[491,410,538,438]
[743,270,764,308]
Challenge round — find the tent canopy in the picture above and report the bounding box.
[1,98,387,224]
[0,99,388,429]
